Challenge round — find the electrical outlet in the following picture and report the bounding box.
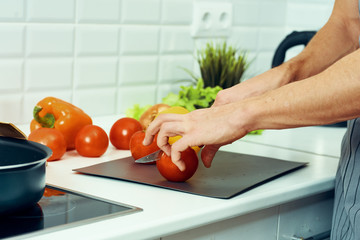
[191,2,232,38]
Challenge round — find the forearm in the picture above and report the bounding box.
[216,0,360,106]
[282,0,360,82]
[241,49,360,131]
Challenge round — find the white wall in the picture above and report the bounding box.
[0,0,334,124]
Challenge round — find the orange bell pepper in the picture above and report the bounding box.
[30,97,92,150]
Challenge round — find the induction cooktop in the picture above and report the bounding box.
[0,185,142,239]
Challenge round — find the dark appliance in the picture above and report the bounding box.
[0,185,141,239]
[272,31,316,68]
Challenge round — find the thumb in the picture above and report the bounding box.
[200,145,221,168]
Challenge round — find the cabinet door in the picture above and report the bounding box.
[162,206,278,240]
[277,191,333,240]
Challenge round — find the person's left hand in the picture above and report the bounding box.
[143,103,249,171]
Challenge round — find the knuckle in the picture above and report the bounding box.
[157,132,168,146]
[214,90,228,106]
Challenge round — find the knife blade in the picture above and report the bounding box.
[134,150,162,163]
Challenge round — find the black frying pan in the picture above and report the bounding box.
[0,124,52,216]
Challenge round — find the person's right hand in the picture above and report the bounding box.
[143,102,251,171]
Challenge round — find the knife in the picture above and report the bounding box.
[134,150,162,164]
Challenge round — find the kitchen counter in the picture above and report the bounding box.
[14,116,346,240]
[242,125,346,158]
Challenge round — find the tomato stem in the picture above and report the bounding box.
[33,106,55,128]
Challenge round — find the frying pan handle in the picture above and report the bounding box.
[0,122,27,140]
[271,31,316,68]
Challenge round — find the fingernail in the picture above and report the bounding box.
[164,149,171,157]
[177,162,185,172]
[142,139,148,146]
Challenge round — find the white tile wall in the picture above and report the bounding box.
[27,0,75,22]
[159,55,194,83]
[161,0,193,24]
[0,94,23,123]
[0,0,24,21]
[77,0,120,23]
[26,25,74,56]
[287,0,334,30]
[229,27,258,51]
[74,57,118,87]
[122,0,161,24]
[233,0,260,27]
[0,60,23,91]
[119,56,158,85]
[76,26,119,56]
[0,0,334,125]
[160,27,194,54]
[0,25,24,57]
[25,58,73,90]
[117,85,157,113]
[73,88,117,116]
[258,0,286,27]
[121,26,160,54]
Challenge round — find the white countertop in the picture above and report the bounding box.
[14,116,347,240]
[242,125,346,158]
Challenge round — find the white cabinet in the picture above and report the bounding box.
[278,191,333,240]
[162,206,278,240]
[162,191,333,240]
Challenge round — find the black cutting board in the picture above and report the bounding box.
[73,151,307,199]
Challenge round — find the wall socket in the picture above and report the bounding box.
[191,2,232,38]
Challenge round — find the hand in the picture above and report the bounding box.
[143,67,287,171]
[143,103,249,171]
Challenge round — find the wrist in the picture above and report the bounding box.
[281,55,316,82]
[231,98,263,134]
[274,59,301,85]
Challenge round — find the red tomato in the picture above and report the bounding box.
[130,131,159,164]
[109,117,142,150]
[156,147,198,182]
[75,125,109,157]
[28,128,66,161]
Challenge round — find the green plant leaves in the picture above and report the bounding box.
[125,104,152,120]
[162,79,222,111]
[196,42,249,89]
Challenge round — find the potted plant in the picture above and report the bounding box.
[187,41,250,89]
[162,41,250,111]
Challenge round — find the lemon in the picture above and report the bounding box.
[157,106,201,153]
[156,106,189,116]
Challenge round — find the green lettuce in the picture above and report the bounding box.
[125,104,152,120]
[162,79,222,111]
[248,129,264,135]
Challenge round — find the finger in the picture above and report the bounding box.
[157,121,184,156]
[143,115,170,146]
[201,145,221,168]
[143,123,160,146]
[143,114,181,145]
[156,133,171,157]
[143,133,154,146]
[170,137,193,172]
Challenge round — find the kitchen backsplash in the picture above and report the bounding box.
[0,0,334,125]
